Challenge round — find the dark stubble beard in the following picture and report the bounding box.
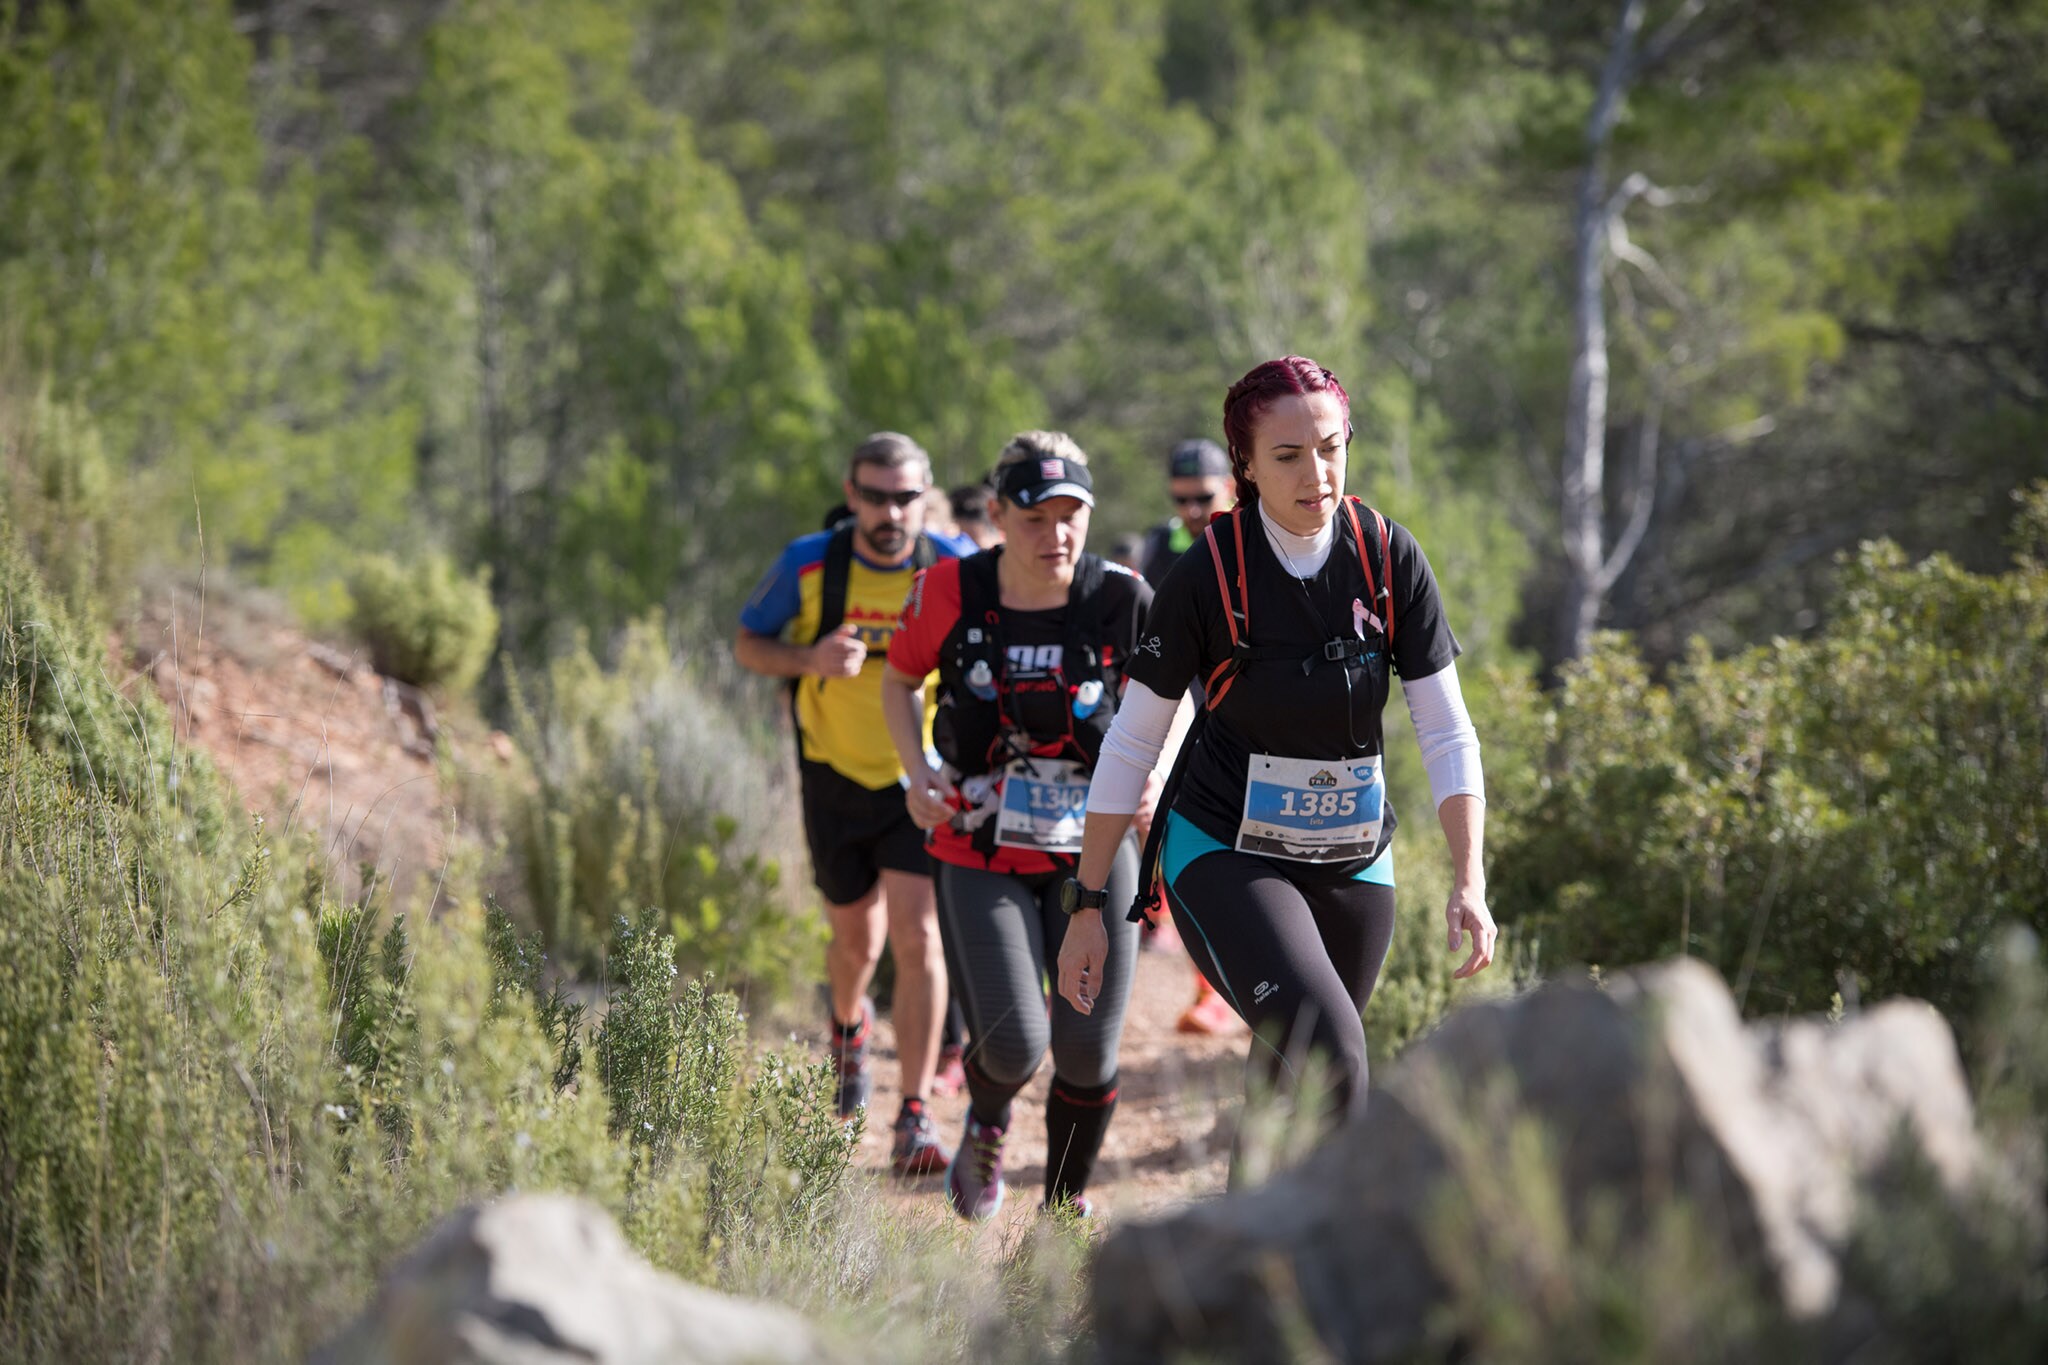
[861,522,909,559]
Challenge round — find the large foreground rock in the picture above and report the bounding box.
[313,1193,829,1365]
[1091,958,1981,1363]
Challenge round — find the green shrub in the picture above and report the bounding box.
[1489,483,2048,1022]
[0,536,852,1360]
[0,383,142,615]
[346,550,498,694]
[489,615,821,998]
[0,528,230,848]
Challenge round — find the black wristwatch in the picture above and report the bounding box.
[1060,879,1110,916]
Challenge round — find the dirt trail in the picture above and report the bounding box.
[842,935,1249,1233]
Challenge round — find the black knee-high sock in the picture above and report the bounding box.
[964,1054,1020,1131]
[1045,1073,1119,1204]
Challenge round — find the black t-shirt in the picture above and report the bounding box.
[1124,501,1461,884]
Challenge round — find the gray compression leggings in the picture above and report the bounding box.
[933,836,1140,1121]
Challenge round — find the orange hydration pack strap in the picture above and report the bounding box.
[1200,498,1393,712]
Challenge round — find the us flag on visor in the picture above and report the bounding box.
[1040,458,1064,481]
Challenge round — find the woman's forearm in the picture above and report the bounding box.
[1437,792,1486,890]
[1075,809,1136,893]
[879,666,932,779]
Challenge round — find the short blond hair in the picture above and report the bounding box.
[994,430,1088,470]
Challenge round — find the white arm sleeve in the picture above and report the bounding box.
[1084,681,1180,816]
[1401,662,1485,810]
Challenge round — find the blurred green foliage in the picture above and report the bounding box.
[8,0,2035,668]
[347,550,499,695]
[1489,485,2048,1022]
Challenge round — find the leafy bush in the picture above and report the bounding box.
[0,535,851,1360]
[0,383,140,614]
[1488,484,2048,1022]
[489,615,820,998]
[346,550,499,694]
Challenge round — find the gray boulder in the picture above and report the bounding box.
[312,1193,830,1365]
[1090,957,1981,1363]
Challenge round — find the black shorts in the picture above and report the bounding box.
[798,758,929,904]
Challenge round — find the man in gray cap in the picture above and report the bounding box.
[1137,438,1233,589]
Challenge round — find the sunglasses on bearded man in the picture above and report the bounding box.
[853,484,928,509]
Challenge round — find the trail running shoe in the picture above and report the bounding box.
[891,1100,951,1178]
[945,1113,1007,1222]
[829,998,873,1119]
[932,1043,967,1098]
[1177,978,1239,1036]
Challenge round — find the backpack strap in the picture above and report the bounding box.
[1199,508,1252,710]
[951,550,1006,682]
[1062,553,1110,677]
[1339,497,1395,645]
[816,528,939,644]
[813,523,858,644]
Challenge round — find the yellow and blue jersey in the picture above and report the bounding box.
[740,530,956,790]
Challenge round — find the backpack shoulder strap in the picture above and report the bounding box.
[813,523,858,644]
[1064,553,1111,672]
[958,546,1003,615]
[1200,508,1252,710]
[949,549,1005,677]
[818,528,937,644]
[1340,497,1395,644]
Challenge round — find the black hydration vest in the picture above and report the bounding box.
[1125,497,1395,920]
[929,549,1118,780]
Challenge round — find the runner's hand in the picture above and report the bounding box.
[1058,910,1109,1015]
[904,766,958,831]
[810,623,867,678]
[1445,883,1497,980]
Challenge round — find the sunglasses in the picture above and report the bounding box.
[853,484,928,509]
[1173,492,1218,508]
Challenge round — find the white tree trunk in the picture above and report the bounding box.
[1559,0,1646,663]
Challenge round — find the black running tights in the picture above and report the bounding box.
[1164,849,1397,1122]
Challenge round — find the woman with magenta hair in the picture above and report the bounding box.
[1056,355,1496,1150]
